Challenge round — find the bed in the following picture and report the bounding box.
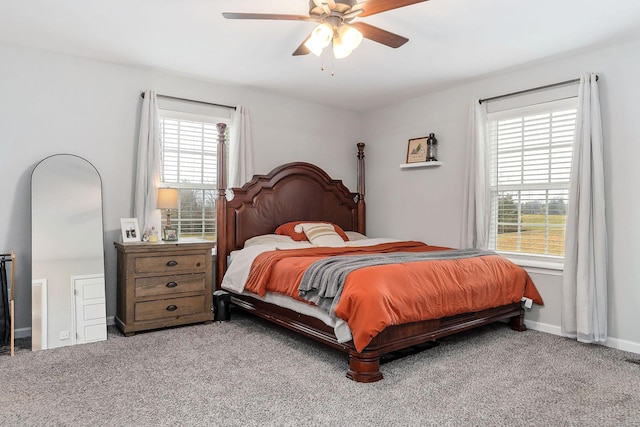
[216,140,542,382]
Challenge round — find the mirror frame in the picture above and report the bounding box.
[31,154,107,350]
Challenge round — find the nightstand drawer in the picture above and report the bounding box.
[134,295,206,322]
[135,273,206,298]
[135,253,207,274]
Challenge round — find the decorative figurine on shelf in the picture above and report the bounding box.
[426,133,438,162]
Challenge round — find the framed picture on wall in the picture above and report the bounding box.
[120,218,141,242]
[406,137,428,163]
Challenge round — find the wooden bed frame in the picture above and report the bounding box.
[215,125,526,382]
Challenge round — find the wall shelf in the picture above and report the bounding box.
[400,161,443,169]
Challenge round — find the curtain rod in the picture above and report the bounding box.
[140,92,236,110]
[478,75,599,104]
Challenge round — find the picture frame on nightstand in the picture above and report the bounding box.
[163,227,178,241]
[120,218,140,242]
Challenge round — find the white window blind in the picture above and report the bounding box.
[158,110,229,241]
[487,98,577,258]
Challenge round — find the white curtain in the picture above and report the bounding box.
[133,90,161,235]
[461,99,490,250]
[562,72,608,343]
[228,105,254,192]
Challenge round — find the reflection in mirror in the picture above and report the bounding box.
[31,154,107,350]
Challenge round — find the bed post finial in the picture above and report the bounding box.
[356,143,366,235]
[216,123,228,289]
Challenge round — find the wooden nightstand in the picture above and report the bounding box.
[114,239,215,336]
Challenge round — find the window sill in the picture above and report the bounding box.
[499,253,564,276]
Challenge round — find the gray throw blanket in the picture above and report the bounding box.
[298,248,495,318]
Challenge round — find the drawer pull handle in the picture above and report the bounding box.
[166,260,178,267]
[196,262,201,267]
[166,305,178,312]
[166,281,178,288]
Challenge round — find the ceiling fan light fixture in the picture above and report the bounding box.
[304,37,324,56]
[224,0,421,60]
[332,35,353,59]
[337,24,363,51]
[310,22,333,48]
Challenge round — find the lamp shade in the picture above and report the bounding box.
[338,24,362,51]
[157,188,178,209]
[332,35,353,59]
[304,37,324,56]
[311,22,333,48]
[305,22,333,56]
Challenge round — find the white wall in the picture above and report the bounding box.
[4,37,639,354]
[361,37,640,353]
[0,42,362,332]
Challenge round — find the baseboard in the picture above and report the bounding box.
[524,319,562,336]
[14,316,116,339]
[525,319,640,355]
[601,336,640,355]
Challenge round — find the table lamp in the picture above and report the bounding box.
[157,188,178,232]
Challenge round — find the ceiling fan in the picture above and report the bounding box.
[223,0,428,59]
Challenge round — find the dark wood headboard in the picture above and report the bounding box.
[215,125,365,286]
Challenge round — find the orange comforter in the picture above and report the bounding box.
[244,242,543,352]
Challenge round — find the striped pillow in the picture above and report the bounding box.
[298,223,345,247]
[275,221,349,241]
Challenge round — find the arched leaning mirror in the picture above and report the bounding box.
[31,154,107,350]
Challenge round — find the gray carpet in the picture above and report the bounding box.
[1,309,639,426]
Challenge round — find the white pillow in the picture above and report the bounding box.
[344,231,367,241]
[298,223,345,247]
[244,234,296,248]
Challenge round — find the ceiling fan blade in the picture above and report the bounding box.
[222,12,315,21]
[292,36,312,56]
[355,0,428,17]
[350,21,409,48]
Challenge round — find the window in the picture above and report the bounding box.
[158,110,229,242]
[487,98,577,259]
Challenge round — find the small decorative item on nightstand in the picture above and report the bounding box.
[426,133,438,161]
[163,227,177,241]
[120,218,141,242]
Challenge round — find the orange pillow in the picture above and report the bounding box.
[275,221,349,241]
